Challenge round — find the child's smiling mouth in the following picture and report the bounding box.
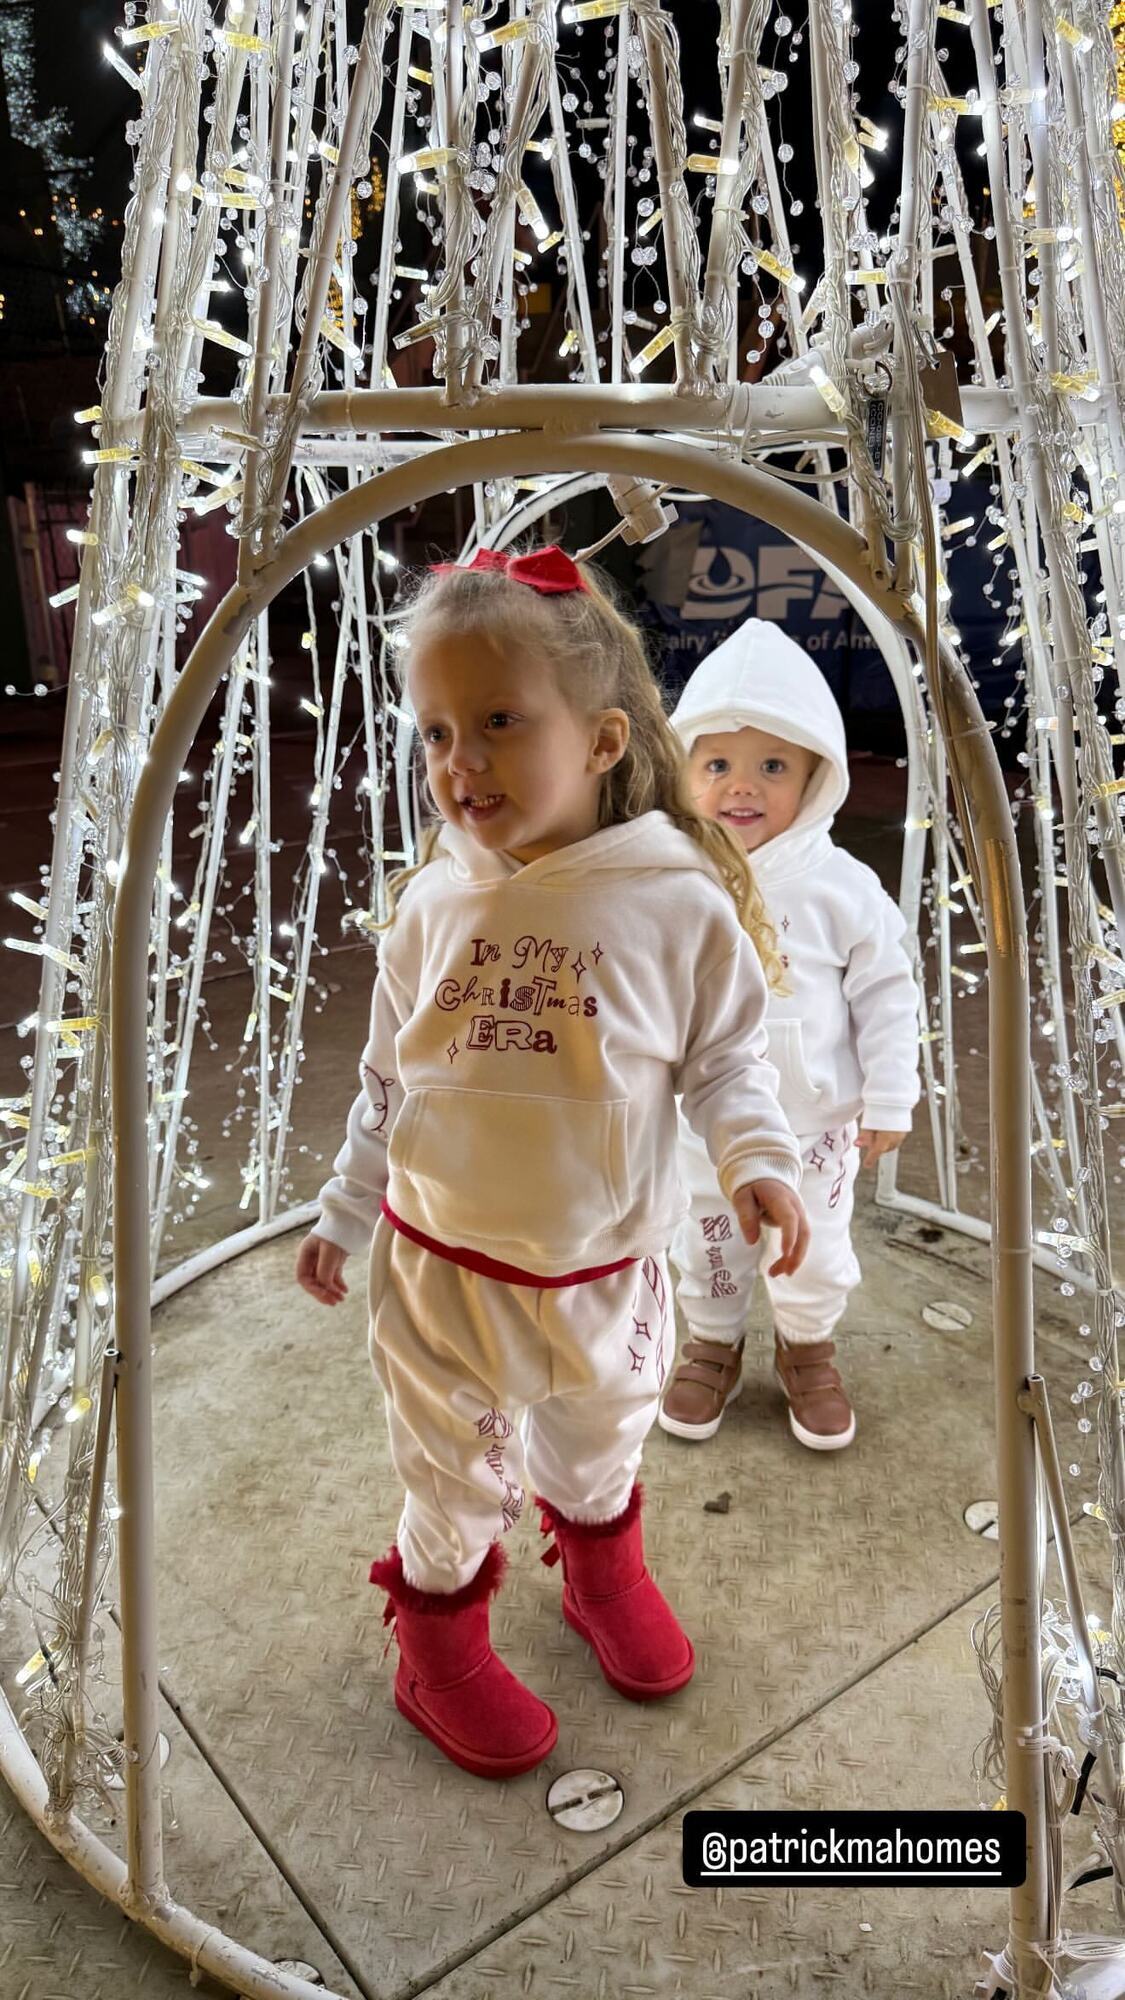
[459,792,508,820]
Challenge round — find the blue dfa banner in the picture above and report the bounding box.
[631,501,1010,722]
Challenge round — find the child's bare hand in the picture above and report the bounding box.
[856,1129,907,1169]
[732,1179,810,1277]
[296,1232,349,1306]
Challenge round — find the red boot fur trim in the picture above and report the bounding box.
[367,1539,556,1778]
[369,1540,505,1610]
[537,1483,643,1549]
[534,1482,694,1701]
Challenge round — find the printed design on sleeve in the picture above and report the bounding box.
[360,1064,395,1134]
[476,1408,524,1531]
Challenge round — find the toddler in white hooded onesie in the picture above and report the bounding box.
[659,616,920,1452]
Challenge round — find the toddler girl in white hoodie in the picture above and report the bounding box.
[295,549,808,1783]
[659,617,920,1453]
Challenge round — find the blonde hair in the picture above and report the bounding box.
[377,554,782,984]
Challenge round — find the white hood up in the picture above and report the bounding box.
[669,617,848,884]
[669,620,921,1137]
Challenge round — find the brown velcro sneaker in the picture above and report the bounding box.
[774,1334,856,1451]
[658,1336,744,1441]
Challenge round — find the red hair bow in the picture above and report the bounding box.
[430,544,587,595]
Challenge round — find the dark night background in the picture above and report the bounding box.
[0,1,998,748]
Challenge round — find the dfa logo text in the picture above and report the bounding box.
[680,542,851,625]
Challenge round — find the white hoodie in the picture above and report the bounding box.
[316,811,802,1277]
[669,620,920,1137]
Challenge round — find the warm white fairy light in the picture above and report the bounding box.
[2,6,1125,1990]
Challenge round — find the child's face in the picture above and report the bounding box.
[409,632,628,864]
[688,726,820,852]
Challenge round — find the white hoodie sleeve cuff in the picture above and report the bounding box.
[719,1146,803,1200]
[860,1100,915,1134]
[312,1204,383,1259]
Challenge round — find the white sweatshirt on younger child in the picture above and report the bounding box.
[669,620,921,1139]
[316,811,802,1278]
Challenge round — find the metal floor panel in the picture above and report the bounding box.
[420,1552,1118,2000]
[0,1795,204,2000]
[0,1574,364,1999]
[3,1203,1106,1998]
[118,1203,1049,1996]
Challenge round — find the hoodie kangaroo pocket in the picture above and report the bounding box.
[766,1019,825,1119]
[391,1087,629,1251]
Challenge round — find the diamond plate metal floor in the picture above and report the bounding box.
[2,1203,1115,1999]
[0,1574,364,2000]
[419,1545,1119,2000]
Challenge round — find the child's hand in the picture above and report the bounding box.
[732,1180,810,1277]
[856,1129,907,1169]
[296,1232,349,1306]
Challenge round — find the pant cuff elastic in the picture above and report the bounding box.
[684,1323,744,1346]
[399,1542,493,1595]
[774,1324,844,1345]
[536,1488,635,1528]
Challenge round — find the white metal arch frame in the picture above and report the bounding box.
[150,477,944,1309]
[0,431,1042,2000]
[460,483,1092,1277]
[443,477,950,1219]
[143,477,1048,1307]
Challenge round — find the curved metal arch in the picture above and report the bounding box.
[157,465,939,1304]
[461,471,931,738]
[0,431,1039,2000]
[447,475,942,1210]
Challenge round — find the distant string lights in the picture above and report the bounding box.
[0,0,106,320]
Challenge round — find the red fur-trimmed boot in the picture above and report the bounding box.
[369,1543,558,1779]
[536,1484,695,1701]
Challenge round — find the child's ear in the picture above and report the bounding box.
[591,708,630,772]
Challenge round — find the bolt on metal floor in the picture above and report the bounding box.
[1,1212,1114,2000]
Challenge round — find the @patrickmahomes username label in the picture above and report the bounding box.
[683,1811,1026,1888]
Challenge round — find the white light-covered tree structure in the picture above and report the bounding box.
[3,1,1125,1993]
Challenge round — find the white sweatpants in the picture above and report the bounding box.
[367,1216,672,1592]
[670,1122,861,1347]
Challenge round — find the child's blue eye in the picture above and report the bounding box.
[705,758,729,775]
[422,726,445,744]
[762,759,786,776]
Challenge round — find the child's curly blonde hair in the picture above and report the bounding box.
[377,552,783,985]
